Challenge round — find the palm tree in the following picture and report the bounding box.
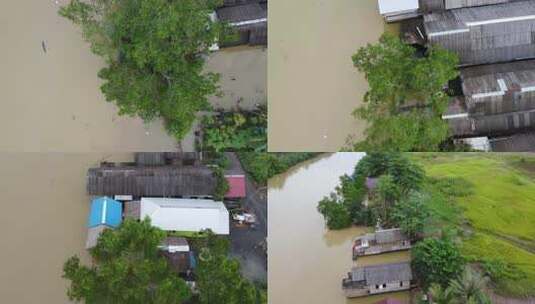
[448,268,491,304]
[428,283,456,304]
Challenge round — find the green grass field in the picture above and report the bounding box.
[414,153,535,298]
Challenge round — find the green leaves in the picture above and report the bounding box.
[201,107,268,152]
[350,33,459,151]
[317,194,353,230]
[60,0,225,141]
[193,233,257,304]
[412,236,465,290]
[62,219,191,304]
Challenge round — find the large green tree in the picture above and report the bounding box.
[59,0,225,140]
[63,219,191,304]
[193,234,257,304]
[350,33,459,151]
[391,191,431,239]
[412,236,465,290]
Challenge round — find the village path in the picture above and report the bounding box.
[225,152,268,283]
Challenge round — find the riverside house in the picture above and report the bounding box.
[352,228,411,259]
[342,262,413,298]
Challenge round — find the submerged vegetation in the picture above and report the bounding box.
[59,0,226,141]
[201,106,267,152]
[237,152,319,184]
[318,153,535,299]
[349,33,459,151]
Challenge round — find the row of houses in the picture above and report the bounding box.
[84,153,247,284]
[424,0,535,148]
[379,0,535,150]
[342,177,414,298]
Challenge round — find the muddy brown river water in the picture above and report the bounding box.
[268,0,393,152]
[0,153,132,303]
[0,1,178,152]
[268,153,410,304]
[0,1,265,152]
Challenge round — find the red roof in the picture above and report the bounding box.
[225,175,246,198]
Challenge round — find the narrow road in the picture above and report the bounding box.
[225,153,267,283]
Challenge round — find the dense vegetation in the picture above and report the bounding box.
[316,152,535,300]
[63,219,191,303]
[237,152,319,184]
[190,233,262,304]
[60,0,226,141]
[201,106,267,152]
[63,219,260,304]
[349,33,459,151]
[317,153,427,232]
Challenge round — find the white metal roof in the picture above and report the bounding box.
[140,198,230,235]
[378,0,419,15]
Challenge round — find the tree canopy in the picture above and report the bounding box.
[412,236,465,290]
[59,0,225,140]
[192,233,258,304]
[63,219,191,304]
[350,33,459,151]
[317,152,426,230]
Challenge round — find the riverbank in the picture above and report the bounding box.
[268,153,410,303]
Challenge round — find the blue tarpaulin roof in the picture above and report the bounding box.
[88,197,122,228]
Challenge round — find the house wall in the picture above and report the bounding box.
[368,280,411,295]
[343,287,369,298]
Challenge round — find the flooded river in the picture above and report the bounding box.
[0,153,132,303]
[268,0,390,151]
[268,153,410,304]
[0,1,264,152]
[0,1,177,152]
[206,46,267,111]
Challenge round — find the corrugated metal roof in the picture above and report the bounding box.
[140,198,230,235]
[351,262,413,285]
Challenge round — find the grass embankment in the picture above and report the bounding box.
[413,154,535,298]
[237,153,320,185]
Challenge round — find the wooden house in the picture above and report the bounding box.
[424,0,535,66]
[352,228,411,259]
[216,0,267,47]
[342,262,413,298]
